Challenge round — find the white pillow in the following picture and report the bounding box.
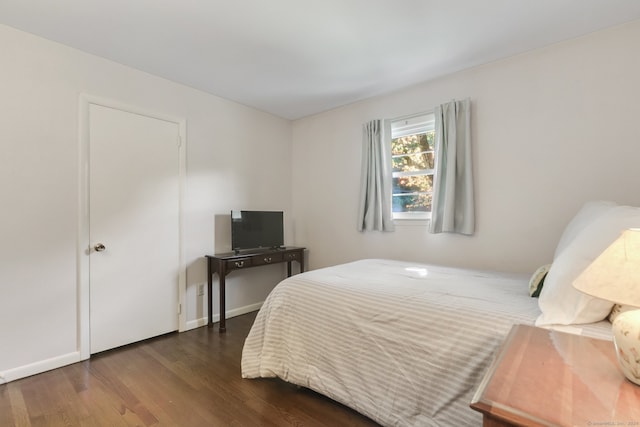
[553,200,617,260]
[537,204,640,326]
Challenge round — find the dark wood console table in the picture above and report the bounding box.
[205,247,305,332]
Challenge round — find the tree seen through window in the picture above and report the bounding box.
[391,130,435,213]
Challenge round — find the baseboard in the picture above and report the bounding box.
[184,301,263,331]
[0,351,81,384]
[1,302,264,383]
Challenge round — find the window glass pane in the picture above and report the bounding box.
[391,132,434,156]
[392,152,434,172]
[392,174,433,213]
[392,193,432,212]
[392,175,433,195]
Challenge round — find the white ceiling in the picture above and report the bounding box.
[3,1,640,120]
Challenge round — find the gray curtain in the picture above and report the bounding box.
[357,119,395,232]
[429,99,475,235]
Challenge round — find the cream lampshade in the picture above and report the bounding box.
[573,228,640,386]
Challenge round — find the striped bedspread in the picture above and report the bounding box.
[241,259,567,426]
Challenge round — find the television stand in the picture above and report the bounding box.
[205,246,305,332]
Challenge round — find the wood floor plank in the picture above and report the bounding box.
[5,384,30,427]
[0,311,380,427]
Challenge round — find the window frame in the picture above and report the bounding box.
[389,112,435,222]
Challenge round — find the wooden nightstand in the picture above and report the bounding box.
[471,324,640,426]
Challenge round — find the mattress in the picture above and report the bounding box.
[241,259,612,426]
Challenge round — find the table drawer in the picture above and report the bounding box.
[225,257,252,270]
[284,251,301,262]
[252,252,284,266]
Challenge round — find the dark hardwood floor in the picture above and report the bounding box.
[0,312,380,427]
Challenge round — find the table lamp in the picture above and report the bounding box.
[573,228,640,386]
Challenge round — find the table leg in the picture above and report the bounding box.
[207,258,213,327]
[219,273,226,333]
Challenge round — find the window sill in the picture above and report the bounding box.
[393,218,431,227]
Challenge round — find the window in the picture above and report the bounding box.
[390,113,435,220]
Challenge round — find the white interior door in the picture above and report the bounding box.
[89,104,180,354]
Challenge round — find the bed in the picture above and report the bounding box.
[241,200,636,426]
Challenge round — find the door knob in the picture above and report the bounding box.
[94,243,106,252]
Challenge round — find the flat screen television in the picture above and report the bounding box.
[231,210,284,252]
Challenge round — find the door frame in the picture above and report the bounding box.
[77,94,187,360]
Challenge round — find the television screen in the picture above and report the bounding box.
[231,210,284,251]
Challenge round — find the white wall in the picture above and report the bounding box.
[0,25,292,380]
[291,20,640,274]
[4,18,640,382]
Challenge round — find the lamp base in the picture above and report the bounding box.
[612,309,640,386]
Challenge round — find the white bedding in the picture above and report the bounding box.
[241,259,611,427]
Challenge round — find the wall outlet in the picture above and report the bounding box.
[197,284,205,296]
